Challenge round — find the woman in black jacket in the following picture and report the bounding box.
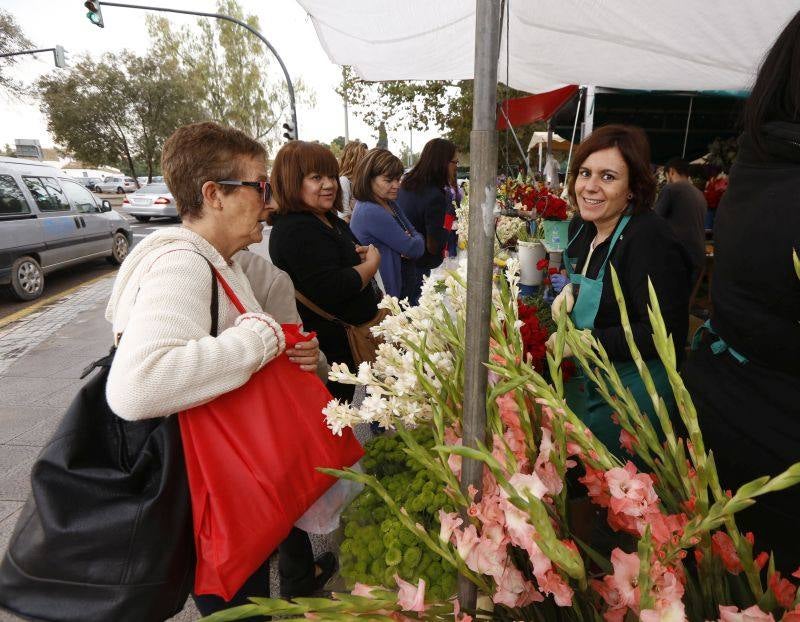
[683,10,800,571]
[269,141,381,403]
[396,138,458,304]
[547,124,692,457]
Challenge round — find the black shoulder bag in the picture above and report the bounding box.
[0,266,219,622]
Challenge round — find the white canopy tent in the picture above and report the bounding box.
[298,0,798,93]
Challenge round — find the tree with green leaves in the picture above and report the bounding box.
[146,0,314,154]
[37,51,205,181]
[0,9,34,98]
[338,68,545,172]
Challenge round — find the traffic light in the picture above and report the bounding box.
[282,121,296,141]
[54,45,67,68]
[84,0,104,28]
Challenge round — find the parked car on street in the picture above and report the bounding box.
[0,157,132,301]
[120,183,178,222]
[136,175,164,186]
[95,176,137,194]
[78,176,103,192]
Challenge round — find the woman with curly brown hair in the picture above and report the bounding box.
[338,140,368,221]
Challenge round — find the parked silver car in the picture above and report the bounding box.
[95,176,137,194]
[119,183,178,222]
[0,157,132,301]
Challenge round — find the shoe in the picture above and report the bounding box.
[311,552,338,593]
[281,553,339,599]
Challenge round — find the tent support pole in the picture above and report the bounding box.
[458,0,502,613]
[498,105,531,176]
[582,84,596,140]
[682,96,694,158]
[564,86,585,192]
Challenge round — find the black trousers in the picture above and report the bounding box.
[683,341,800,573]
[192,527,315,618]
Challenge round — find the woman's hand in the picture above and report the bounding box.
[355,244,381,266]
[550,283,575,322]
[287,336,320,372]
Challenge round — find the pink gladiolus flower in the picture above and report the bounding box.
[438,510,463,544]
[718,604,776,621]
[394,574,426,613]
[351,583,381,598]
[619,429,637,454]
[768,571,796,609]
[448,453,462,479]
[538,569,574,606]
[606,462,660,519]
[464,534,508,577]
[579,464,610,506]
[608,548,641,608]
[793,567,800,580]
[507,472,548,501]
[453,524,480,562]
[782,606,800,622]
[711,531,743,575]
[492,565,542,608]
[640,600,687,622]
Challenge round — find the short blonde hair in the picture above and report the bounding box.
[338,140,368,179]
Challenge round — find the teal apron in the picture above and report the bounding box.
[563,215,675,457]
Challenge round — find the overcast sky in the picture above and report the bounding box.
[0,0,439,156]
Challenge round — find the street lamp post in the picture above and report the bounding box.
[95,1,298,139]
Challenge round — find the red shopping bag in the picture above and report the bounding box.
[179,270,363,600]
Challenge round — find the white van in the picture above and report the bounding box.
[0,157,132,301]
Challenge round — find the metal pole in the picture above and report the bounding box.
[100,1,298,138]
[563,86,584,192]
[458,0,502,613]
[582,84,596,140]
[682,96,694,158]
[498,105,530,176]
[0,48,55,58]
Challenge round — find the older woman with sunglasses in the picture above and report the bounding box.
[105,121,325,616]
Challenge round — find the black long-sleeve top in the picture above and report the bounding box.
[711,122,800,375]
[566,210,692,362]
[269,210,380,366]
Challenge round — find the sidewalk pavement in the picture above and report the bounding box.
[0,274,347,621]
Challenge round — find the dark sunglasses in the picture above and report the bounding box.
[216,180,271,204]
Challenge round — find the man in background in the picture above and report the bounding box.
[654,157,708,283]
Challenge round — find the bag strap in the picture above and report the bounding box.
[209,266,247,315]
[294,290,348,326]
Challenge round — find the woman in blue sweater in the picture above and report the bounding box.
[350,149,424,299]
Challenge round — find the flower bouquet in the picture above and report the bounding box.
[204,260,800,622]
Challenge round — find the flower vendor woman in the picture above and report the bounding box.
[547,124,692,456]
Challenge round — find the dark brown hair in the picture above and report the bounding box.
[743,10,800,154]
[352,148,405,204]
[401,138,456,193]
[567,124,655,214]
[271,141,342,214]
[161,121,266,219]
[338,140,368,179]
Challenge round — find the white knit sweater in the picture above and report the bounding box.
[105,228,285,421]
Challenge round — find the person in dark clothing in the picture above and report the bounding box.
[546,124,692,456]
[269,141,381,405]
[654,157,708,283]
[396,138,458,303]
[682,10,800,572]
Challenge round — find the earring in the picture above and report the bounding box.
[627,193,633,200]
